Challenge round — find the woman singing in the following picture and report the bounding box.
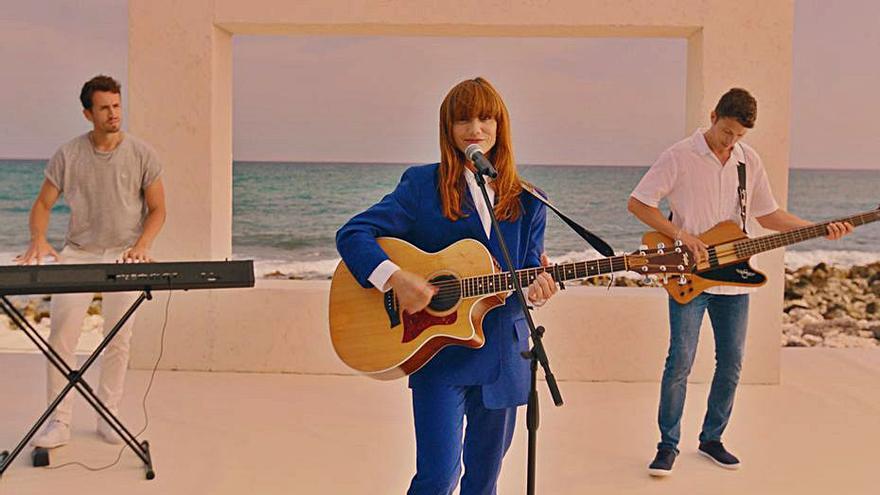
[336,77,557,494]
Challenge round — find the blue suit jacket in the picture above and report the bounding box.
[336,163,547,409]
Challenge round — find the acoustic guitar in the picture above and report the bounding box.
[329,237,689,380]
[643,206,880,304]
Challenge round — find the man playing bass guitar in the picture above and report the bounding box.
[628,88,852,476]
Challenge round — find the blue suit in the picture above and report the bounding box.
[336,163,547,494]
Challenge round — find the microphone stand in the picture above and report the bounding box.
[472,165,563,495]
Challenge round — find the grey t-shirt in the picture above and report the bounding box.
[45,132,162,253]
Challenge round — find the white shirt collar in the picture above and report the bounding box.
[692,128,745,165]
[462,168,494,238]
[463,167,494,184]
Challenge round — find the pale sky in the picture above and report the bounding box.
[0,0,878,169]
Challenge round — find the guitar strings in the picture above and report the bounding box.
[392,248,683,299]
[409,261,635,299]
[416,257,644,294]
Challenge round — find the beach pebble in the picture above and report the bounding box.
[782,323,803,337]
[783,334,809,347]
[824,334,878,348]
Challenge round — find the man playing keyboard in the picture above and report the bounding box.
[17,74,166,448]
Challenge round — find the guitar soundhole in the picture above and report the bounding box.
[427,274,461,312]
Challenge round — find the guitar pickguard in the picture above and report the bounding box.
[698,261,766,286]
[401,310,457,343]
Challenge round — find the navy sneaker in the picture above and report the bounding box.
[698,440,741,470]
[648,448,677,477]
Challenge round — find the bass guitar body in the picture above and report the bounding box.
[643,221,767,304]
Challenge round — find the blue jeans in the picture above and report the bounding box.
[657,293,749,453]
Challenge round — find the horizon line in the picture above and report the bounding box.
[0,156,876,172]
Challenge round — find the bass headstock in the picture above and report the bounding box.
[624,240,695,285]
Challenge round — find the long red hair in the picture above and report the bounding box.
[438,77,524,222]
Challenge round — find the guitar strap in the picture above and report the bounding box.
[520,182,616,257]
[736,146,748,234]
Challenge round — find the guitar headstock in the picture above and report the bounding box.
[625,240,695,285]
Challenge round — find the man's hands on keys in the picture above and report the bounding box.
[15,238,59,265]
[120,244,154,263]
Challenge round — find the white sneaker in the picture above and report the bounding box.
[31,420,71,448]
[97,417,124,445]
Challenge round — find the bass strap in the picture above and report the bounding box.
[736,150,748,234]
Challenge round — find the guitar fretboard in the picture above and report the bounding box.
[733,209,880,259]
[458,256,629,298]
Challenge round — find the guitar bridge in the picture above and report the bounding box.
[384,290,401,328]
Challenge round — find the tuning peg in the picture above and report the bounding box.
[659,265,667,272]
[674,239,683,247]
[641,266,649,272]
[656,242,666,249]
[678,275,688,286]
[638,244,648,255]
[678,265,685,271]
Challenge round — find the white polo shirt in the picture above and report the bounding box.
[630,129,779,295]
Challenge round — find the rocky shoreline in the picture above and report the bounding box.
[780,262,880,348]
[4,263,879,348]
[576,261,880,348]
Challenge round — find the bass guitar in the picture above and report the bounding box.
[643,206,880,304]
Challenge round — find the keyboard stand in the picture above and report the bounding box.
[0,291,156,480]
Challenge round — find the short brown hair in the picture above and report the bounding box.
[80,75,121,110]
[714,88,757,128]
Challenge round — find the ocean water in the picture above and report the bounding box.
[1,160,878,278]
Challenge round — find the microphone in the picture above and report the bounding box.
[465,144,498,179]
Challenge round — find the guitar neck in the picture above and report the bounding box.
[459,255,628,298]
[733,209,880,258]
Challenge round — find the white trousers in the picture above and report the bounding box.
[47,246,138,424]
